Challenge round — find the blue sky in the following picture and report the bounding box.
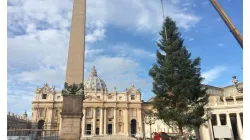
[7,0,242,116]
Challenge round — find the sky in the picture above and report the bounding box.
[7,0,243,116]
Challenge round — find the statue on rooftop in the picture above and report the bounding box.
[232,76,243,93]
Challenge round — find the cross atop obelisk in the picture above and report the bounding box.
[65,0,86,85]
[60,0,86,139]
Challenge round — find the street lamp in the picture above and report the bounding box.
[232,76,243,93]
[144,111,157,140]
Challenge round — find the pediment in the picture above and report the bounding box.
[37,83,55,94]
[126,84,140,94]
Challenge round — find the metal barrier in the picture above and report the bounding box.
[7,129,59,140]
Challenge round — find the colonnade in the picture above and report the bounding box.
[81,107,130,137]
[209,112,243,139]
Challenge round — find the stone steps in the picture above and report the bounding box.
[81,135,136,140]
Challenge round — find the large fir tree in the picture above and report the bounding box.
[149,17,209,135]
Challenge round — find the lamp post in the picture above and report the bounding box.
[232,76,243,93]
[144,111,157,140]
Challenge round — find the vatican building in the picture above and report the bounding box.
[32,66,156,139]
[31,66,243,140]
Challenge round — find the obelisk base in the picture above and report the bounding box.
[59,95,84,140]
[59,113,82,140]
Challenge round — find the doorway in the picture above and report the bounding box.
[96,127,99,135]
[37,120,45,137]
[107,124,112,135]
[131,119,137,136]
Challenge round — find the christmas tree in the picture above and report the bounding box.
[149,17,209,135]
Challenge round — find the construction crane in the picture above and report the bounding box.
[210,0,243,49]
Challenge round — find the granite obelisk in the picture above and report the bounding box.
[59,0,86,139]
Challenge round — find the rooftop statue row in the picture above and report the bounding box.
[7,111,31,122]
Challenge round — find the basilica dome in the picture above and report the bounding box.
[84,66,108,92]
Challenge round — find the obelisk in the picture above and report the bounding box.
[59,0,86,139]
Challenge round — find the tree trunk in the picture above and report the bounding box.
[178,125,183,135]
[195,128,200,140]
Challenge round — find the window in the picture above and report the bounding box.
[86,108,92,117]
[96,119,99,121]
[131,95,135,100]
[108,95,112,99]
[57,96,60,99]
[42,94,47,99]
[119,96,122,100]
[97,96,100,99]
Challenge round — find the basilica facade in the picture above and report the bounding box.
[31,66,243,139]
[31,66,155,138]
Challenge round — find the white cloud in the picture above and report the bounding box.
[202,66,227,84]
[217,43,224,47]
[8,0,200,35]
[182,3,191,6]
[188,38,194,41]
[216,17,222,22]
[201,1,209,5]
[109,44,155,59]
[85,56,151,91]
[7,0,201,113]
[85,28,106,43]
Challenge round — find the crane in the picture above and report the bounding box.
[210,0,243,49]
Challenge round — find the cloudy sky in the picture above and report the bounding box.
[7,0,243,116]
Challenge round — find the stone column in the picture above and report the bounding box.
[59,109,62,133]
[233,96,237,104]
[138,108,142,132]
[208,118,214,140]
[104,108,107,135]
[236,113,243,139]
[226,113,232,128]
[216,114,221,126]
[124,107,129,135]
[114,108,117,134]
[100,107,103,135]
[93,108,96,135]
[82,107,86,137]
[223,97,227,105]
[226,113,233,139]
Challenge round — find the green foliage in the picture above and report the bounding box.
[149,17,209,133]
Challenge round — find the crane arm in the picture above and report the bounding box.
[210,0,243,49]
